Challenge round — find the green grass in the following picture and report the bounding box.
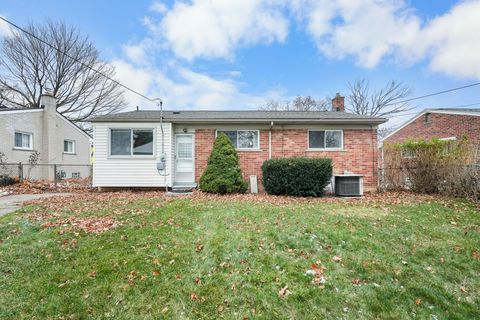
[0,195,478,319]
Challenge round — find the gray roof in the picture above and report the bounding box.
[427,108,480,113]
[0,106,38,112]
[90,110,387,124]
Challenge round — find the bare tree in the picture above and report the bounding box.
[377,126,397,140]
[347,79,411,117]
[0,21,126,123]
[260,95,331,111]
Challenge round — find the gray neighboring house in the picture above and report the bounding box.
[0,93,91,180]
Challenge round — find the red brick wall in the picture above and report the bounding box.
[385,113,480,144]
[195,128,378,191]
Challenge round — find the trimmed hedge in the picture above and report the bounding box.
[262,157,332,197]
[199,133,248,194]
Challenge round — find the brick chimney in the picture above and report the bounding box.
[332,93,345,112]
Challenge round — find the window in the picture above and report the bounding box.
[401,149,416,158]
[308,130,343,150]
[425,113,432,123]
[217,130,259,150]
[110,129,154,156]
[14,132,32,149]
[64,140,75,154]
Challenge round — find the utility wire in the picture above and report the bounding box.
[385,82,480,106]
[0,16,159,103]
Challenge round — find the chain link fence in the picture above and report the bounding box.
[0,162,92,188]
[379,164,480,200]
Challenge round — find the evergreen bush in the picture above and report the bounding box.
[262,157,332,197]
[199,133,247,194]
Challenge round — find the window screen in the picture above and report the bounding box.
[217,131,237,148]
[309,130,343,149]
[64,140,75,153]
[217,130,259,149]
[111,129,132,155]
[308,131,325,149]
[14,132,32,149]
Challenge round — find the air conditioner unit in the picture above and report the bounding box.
[334,175,363,196]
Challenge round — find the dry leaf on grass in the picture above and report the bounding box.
[41,216,118,234]
[278,286,292,298]
[332,255,342,262]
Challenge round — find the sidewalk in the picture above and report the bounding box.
[0,193,72,216]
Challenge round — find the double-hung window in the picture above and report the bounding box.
[110,129,154,156]
[308,130,343,150]
[14,131,33,150]
[64,140,75,154]
[217,130,259,150]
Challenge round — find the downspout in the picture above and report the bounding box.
[370,124,377,191]
[155,98,168,188]
[269,121,273,159]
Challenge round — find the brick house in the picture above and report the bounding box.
[383,108,480,144]
[90,96,386,193]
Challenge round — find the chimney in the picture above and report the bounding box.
[332,93,345,112]
[40,92,58,180]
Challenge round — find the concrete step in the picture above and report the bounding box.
[171,184,197,193]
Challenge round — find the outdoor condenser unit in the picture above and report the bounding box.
[334,174,363,196]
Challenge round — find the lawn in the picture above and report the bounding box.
[0,192,478,319]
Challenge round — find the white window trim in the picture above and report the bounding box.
[63,139,76,154]
[108,128,155,158]
[307,129,344,151]
[439,137,457,141]
[13,131,33,151]
[215,129,260,151]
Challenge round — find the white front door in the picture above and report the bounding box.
[174,134,194,184]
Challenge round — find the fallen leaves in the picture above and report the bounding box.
[41,216,119,234]
[306,263,327,287]
[278,286,292,298]
[2,178,92,195]
[332,255,342,263]
[186,190,442,207]
[472,250,480,259]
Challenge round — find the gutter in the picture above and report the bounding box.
[90,118,388,125]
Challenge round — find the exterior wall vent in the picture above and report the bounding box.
[334,175,363,196]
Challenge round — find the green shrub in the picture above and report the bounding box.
[199,133,248,194]
[0,175,16,186]
[262,157,332,197]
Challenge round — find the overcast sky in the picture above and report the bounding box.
[1,0,480,126]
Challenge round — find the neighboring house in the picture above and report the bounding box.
[383,108,480,144]
[90,95,387,193]
[0,93,91,180]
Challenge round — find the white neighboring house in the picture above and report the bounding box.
[0,93,91,180]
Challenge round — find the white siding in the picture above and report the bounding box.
[93,122,173,187]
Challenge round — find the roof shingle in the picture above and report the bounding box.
[90,110,387,124]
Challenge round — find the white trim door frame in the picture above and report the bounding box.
[174,134,195,185]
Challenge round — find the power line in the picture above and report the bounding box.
[385,82,480,106]
[0,16,159,103]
